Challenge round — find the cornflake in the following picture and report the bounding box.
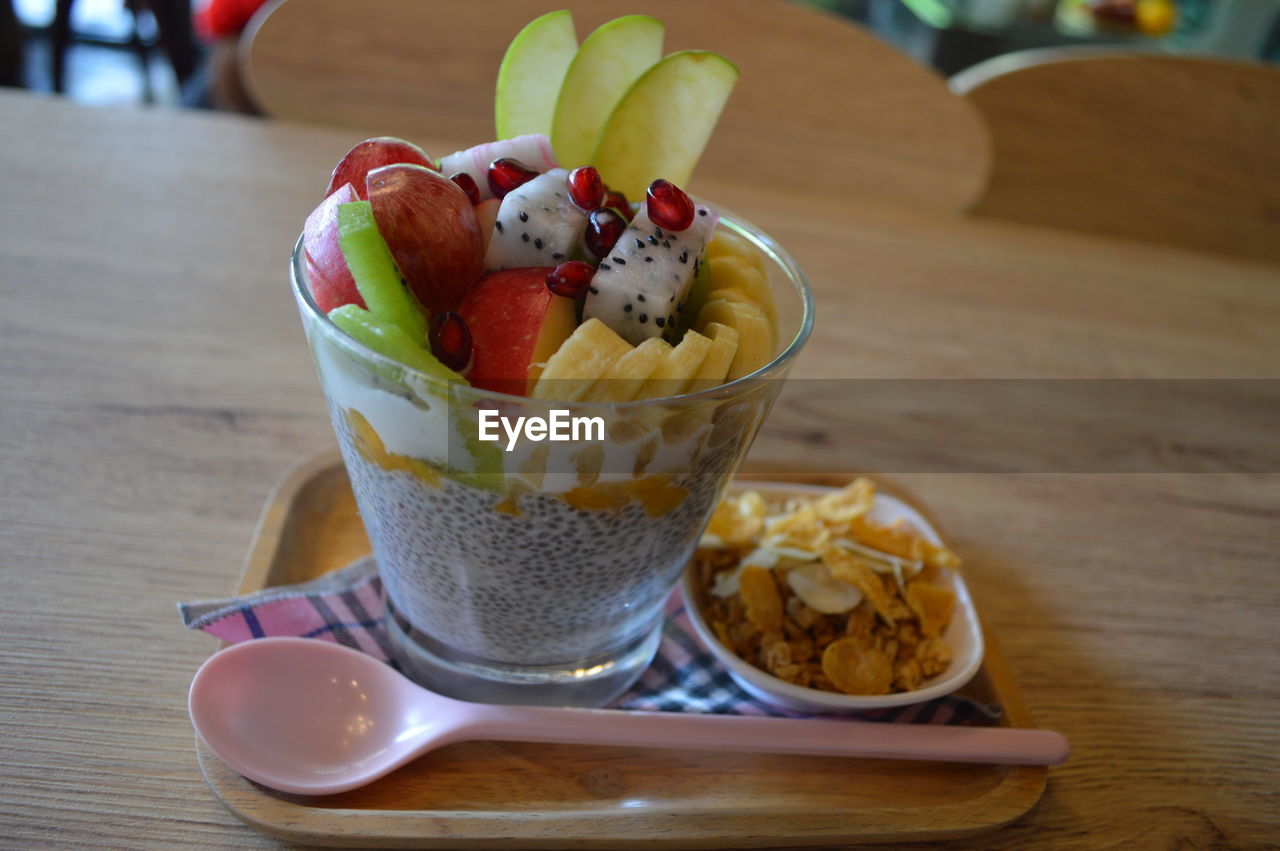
[692,479,960,696]
[762,505,830,553]
[822,638,893,696]
[702,490,767,549]
[739,565,784,632]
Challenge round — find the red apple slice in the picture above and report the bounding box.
[301,182,364,312]
[457,267,576,396]
[366,164,485,315]
[326,137,437,200]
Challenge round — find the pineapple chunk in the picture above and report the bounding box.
[583,337,671,402]
[706,255,777,328]
[695,300,772,379]
[532,318,632,401]
[637,329,712,399]
[689,322,738,390]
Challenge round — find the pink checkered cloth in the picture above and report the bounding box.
[179,557,1000,723]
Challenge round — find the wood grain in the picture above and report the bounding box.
[199,460,1047,847]
[1,90,1278,847]
[961,53,1280,266]
[241,0,990,215]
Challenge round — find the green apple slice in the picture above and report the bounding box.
[551,15,664,168]
[590,50,739,200]
[328,305,499,489]
[336,201,427,343]
[328,304,463,384]
[494,10,578,139]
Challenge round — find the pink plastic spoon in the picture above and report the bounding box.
[189,637,1068,795]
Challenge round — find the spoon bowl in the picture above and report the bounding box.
[190,638,467,793]
[190,637,1069,796]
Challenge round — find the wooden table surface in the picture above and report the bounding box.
[1,90,1277,847]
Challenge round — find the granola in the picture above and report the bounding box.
[692,479,959,696]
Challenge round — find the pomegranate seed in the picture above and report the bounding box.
[603,189,633,221]
[584,207,627,260]
[646,179,694,231]
[566,166,605,211]
[428,311,473,374]
[546,261,596,299]
[487,157,538,199]
[449,172,480,205]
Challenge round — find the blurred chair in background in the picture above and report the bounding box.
[1,0,21,87]
[953,49,1280,264]
[240,0,991,214]
[51,0,199,96]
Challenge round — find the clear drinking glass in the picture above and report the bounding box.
[292,210,813,706]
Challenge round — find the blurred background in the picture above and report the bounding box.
[1,0,1277,110]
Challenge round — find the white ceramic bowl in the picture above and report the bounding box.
[680,482,984,714]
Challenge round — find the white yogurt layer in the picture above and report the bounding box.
[321,335,727,488]
[315,336,455,466]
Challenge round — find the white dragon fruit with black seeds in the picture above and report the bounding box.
[483,168,589,273]
[438,134,558,202]
[581,202,718,345]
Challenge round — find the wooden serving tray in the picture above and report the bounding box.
[195,452,1049,847]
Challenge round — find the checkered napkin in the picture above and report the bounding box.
[179,557,1000,724]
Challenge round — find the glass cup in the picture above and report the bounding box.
[292,210,813,706]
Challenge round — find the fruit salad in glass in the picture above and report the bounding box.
[292,12,813,706]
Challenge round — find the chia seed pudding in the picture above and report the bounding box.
[330,399,736,666]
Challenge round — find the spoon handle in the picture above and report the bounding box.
[465,706,1069,765]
